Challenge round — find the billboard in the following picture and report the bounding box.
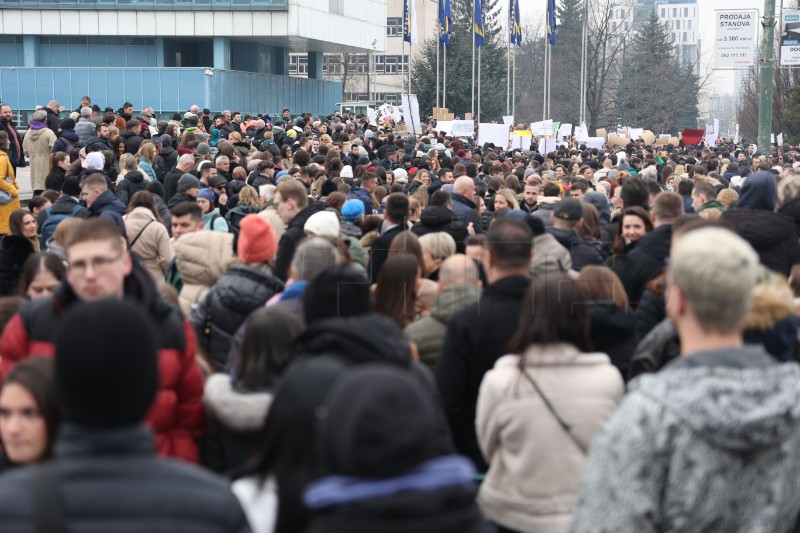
[781,10,800,66]
[714,10,757,69]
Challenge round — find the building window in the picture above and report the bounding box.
[683,32,687,42]
[660,8,665,17]
[289,54,307,75]
[323,54,342,75]
[619,9,625,18]
[387,17,403,37]
[684,7,688,17]
[346,54,368,74]
[687,20,691,29]
[672,8,677,17]
[374,92,401,105]
[374,55,409,75]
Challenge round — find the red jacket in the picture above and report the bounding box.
[0,265,205,463]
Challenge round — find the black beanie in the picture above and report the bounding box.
[55,299,158,428]
[302,265,372,324]
[317,365,440,478]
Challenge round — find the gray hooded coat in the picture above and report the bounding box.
[570,346,800,532]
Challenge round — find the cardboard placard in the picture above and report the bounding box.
[445,113,454,121]
[641,131,656,145]
[607,134,628,148]
[464,113,473,120]
[596,128,608,140]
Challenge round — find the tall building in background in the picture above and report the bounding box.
[609,0,701,76]
[289,0,436,105]
[0,0,386,116]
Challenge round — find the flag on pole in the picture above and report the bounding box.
[547,0,556,45]
[474,0,485,47]
[439,0,452,46]
[510,0,521,46]
[403,0,418,44]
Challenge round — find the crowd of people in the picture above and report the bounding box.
[0,96,798,531]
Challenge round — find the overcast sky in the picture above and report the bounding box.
[520,0,768,95]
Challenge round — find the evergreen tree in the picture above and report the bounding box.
[624,11,699,133]
[412,0,512,121]
[548,0,585,125]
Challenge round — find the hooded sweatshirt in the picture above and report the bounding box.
[571,346,800,532]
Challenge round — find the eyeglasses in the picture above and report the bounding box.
[68,252,123,276]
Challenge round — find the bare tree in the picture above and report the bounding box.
[324,53,370,100]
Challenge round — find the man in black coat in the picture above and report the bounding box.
[0,104,25,171]
[0,299,250,533]
[45,100,62,134]
[436,219,532,472]
[411,190,468,254]
[368,192,409,283]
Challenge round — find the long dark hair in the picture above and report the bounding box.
[18,252,66,298]
[235,357,347,533]
[373,255,420,328]
[1,357,60,461]
[126,191,163,223]
[235,308,304,390]
[507,273,593,358]
[612,206,653,255]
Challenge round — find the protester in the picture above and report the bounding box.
[0,210,40,296]
[123,191,173,284]
[0,357,60,472]
[0,220,205,462]
[17,252,66,300]
[572,228,800,531]
[476,273,623,532]
[0,299,249,531]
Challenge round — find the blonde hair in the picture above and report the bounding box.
[716,188,739,210]
[777,175,800,211]
[495,189,520,210]
[136,141,155,165]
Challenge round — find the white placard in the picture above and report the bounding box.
[376,103,402,124]
[574,126,589,142]
[780,10,800,66]
[502,115,514,126]
[778,133,784,146]
[540,137,557,153]
[586,137,605,150]
[558,123,573,141]
[713,119,720,135]
[478,123,511,149]
[401,94,422,134]
[706,134,718,146]
[628,127,644,140]
[451,120,475,137]
[715,10,758,69]
[435,120,453,135]
[771,133,775,143]
[367,108,377,126]
[511,134,532,151]
[531,120,553,137]
[734,123,740,144]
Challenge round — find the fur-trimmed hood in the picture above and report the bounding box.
[203,373,273,431]
[744,280,795,332]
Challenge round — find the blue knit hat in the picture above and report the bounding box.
[197,188,216,203]
[341,199,365,221]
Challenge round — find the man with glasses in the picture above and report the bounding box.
[0,219,205,462]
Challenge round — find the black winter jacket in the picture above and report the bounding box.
[411,205,469,254]
[274,202,327,282]
[0,235,35,296]
[117,170,147,206]
[546,227,606,271]
[435,275,530,472]
[88,190,127,237]
[587,301,639,380]
[0,424,250,533]
[191,264,283,372]
[778,197,800,239]
[722,209,800,277]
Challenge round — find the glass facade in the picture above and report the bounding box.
[0,0,287,10]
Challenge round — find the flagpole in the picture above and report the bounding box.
[506,10,511,116]
[542,32,547,121]
[436,14,441,108]
[478,46,482,122]
[511,47,516,120]
[471,0,476,118]
[443,43,448,109]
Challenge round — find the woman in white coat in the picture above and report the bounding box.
[475,273,624,533]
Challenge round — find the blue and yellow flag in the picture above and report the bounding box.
[474,0,485,47]
[403,0,418,44]
[439,0,452,46]
[547,0,556,45]
[510,0,521,46]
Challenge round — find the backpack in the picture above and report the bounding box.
[58,136,81,163]
[40,202,87,249]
